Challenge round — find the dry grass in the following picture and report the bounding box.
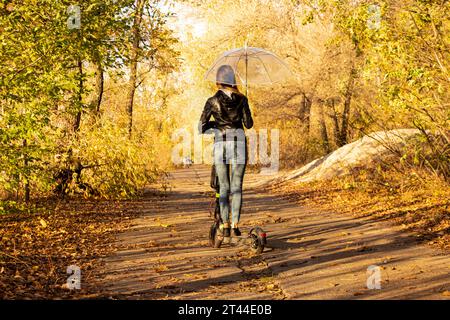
[270,167,450,249]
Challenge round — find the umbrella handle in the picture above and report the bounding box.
[245,55,248,97]
[244,40,248,97]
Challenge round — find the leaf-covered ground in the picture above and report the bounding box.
[0,197,143,299]
[96,166,450,299]
[1,167,448,299]
[271,168,450,249]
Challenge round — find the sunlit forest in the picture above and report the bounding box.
[0,0,449,299]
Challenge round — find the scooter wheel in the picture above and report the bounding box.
[209,222,222,248]
[249,227,266,254]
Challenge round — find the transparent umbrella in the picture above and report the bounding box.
[204,45,292,95]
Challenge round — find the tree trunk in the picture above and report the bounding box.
[73,58,83,132]
[125,0,145,138]
[330,99,341,147]
[299,93,312,133]
[318,103,330,153]
[337,67,356,147]
[23,139,30,203]
[92,59,104,113]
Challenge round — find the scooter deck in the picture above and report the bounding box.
[217,235,254,246]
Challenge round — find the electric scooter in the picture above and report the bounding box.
[208,165,267,254]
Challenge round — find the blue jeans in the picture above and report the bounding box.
[215,162,246,226]
[214,136,247,227]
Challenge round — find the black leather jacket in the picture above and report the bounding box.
[199,90,253,136]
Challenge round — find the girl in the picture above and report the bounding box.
[199,65,253,237]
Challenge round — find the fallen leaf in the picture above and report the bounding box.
[442,291,450,297]
[158,223,172,228]
[266,284,275,290]
[39,219,47,228]
[154,265,168,272]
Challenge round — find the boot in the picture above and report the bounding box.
[231,228,241,237]
[231,222,241,236]
[222,222,230,237]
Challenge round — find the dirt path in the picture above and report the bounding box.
[96,166,449,299]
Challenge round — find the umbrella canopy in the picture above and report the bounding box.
[204,46,291,89]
